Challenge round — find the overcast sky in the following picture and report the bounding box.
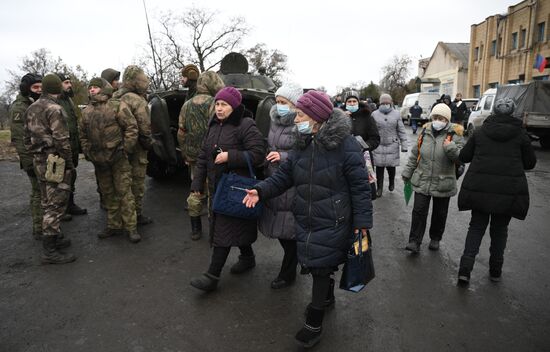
[0,0,518,95]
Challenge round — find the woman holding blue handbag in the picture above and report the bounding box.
[243,90,373,348]
[189,87,265,292]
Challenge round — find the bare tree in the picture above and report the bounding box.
[243,43,288,86]
[136,6,250,91]
[379,55,413,104]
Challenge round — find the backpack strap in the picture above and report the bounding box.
[416,128,427,165]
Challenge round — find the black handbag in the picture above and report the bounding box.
[212,151,263,219]
[339,230,375,292]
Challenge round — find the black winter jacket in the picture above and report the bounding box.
[255,109,373,268]
[191,104,266,246]
[346,104,380,151]
[458,114,536,220]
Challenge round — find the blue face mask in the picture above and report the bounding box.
[346,105,359,113]
[379,104,392,114]
[296,121,312,134]
[277,104,291,116]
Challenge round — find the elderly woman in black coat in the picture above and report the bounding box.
[243,90,373,348]
[189,87,265,292]
[457,98,536,285]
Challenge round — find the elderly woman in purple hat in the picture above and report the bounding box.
[243,90,373,348]
[189,86,265,292]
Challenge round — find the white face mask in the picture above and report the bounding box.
[432,120,448,131]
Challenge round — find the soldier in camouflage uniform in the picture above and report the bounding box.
[177,71,224,240]
[56,73,87,218]
[181,64,200,100]
[101,68,121,92]
[24,74,76,264]
[9,73,43,240]
[80,78,141,243]
[113,65,154,225]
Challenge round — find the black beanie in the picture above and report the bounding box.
[42,74,62,94]
[19,73,42,96]
[55,72,70,82]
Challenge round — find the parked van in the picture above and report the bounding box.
[466,88,497,135]
[400,92,440,125]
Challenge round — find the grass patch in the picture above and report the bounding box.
[0,129,10,142]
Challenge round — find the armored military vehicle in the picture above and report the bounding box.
[146,52,276,179]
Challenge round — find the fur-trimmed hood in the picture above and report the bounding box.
[295,108,351,150]
[269,104,296,126]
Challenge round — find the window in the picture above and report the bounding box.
[520,29,527,48]
[480,44,484,59]
[512,32,518,50]
[498,35,503,55]
[508,79,523,84]
[538,22,546,42]
[483,95,494,110]
[491,40,497,56]
[474,47,479,61]
[488,82,499,88]
[473,85,481,98]
[533,75,549,81]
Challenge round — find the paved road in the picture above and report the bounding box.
[1,129,550,352]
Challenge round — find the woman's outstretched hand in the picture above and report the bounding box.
[243,189,259,208]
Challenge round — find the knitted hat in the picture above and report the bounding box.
[296,90,333,122]
[493,98,516,116]
[344,90,360,102]
[215,86,242,109]
[101,68,121,83]
[430,103,451,121]
[379,93,393,104]
[275,83,303,105]
[88,77,104,88]
[55,72,70,82]
[42,74,62,94]
[182,64,200,80]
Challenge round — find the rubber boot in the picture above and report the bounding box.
[41,235,76,264]
[295,306,324,348]
[458,255,475,285]
[137,214,153,226]
[67,193,87,215]
[230,255,256,274]
[190,273,219,292]
[190,216,202,241]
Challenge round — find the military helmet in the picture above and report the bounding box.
[493,98,516,116]
[19,73,42,96]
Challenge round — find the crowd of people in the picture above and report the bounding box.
[9,65,537,348]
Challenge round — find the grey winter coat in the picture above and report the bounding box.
[258,106,296,240]
[402,122,464,198]
[371,109,408,167]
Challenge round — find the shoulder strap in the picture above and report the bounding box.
[416,128,427,164]
[242,151,256,179]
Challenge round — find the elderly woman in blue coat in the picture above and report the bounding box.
[243,90,373,348]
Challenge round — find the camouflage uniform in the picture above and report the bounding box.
[113,66,152,220]
[24,95,73,237]
[177,71,224,218]
[80,80,139,234]
[9,93,43,236]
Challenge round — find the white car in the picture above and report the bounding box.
[466,89,497,135]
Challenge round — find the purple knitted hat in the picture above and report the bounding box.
[215,86,242,109]
[296,90,333,122]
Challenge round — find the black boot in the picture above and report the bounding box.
[190,216,202,241]
[230,255,256,274]
[388,178,395,192]
[41,235,76,264]
[128,230,142,243]
[428,239,440,251]
[67,193,87,215]
[405,241,420,254]
[489,257,503,282]
[296,306,324,348]
[190,273,219,292]
[55,234,71,249]
[137,214,153,225]
[61,213,72,222]
[458,255,475,285]
[376,180,383,198]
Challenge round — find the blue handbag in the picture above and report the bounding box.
[339,230,375,293]
[212,151,263,219]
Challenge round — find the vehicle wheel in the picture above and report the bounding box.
[540,136,550,149]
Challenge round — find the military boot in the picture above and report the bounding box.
[230,255,256,274]
[137,214,153,226]
[98,228,123,239]
[190,216,202,241]
[55,234,71,249]
[61,213,72,222]
[295,306,324,348]
[67,193,87,215]
[128,230,142,243]
[41,235,76,265]
[190,273,219,292]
